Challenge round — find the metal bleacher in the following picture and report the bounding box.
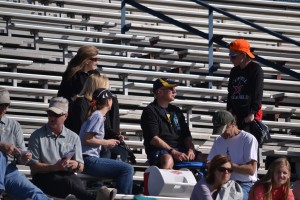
[1,0,300,199]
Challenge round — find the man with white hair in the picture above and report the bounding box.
[208,110,258,200]
[28,97,97,199]
[0,87,50,200]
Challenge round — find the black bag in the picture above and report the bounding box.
[118,140,137,164]
[250,119,271,145]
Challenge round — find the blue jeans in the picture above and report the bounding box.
[236,181,254,200]
[0,152,50,200]
[83,156,133,194]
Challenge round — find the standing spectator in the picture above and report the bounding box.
[208,110,258,200]
[0,87,50,200]
[28,97,97,199]
[79,88,133,194]
[65,74,127,162]
[190,154,243,200]
[57,45,100,102]
[141,78,195,169]
[249,157,294,200]
[227,39,264,129]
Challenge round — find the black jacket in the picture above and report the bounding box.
[65,96,120,138]
[141,99,191,155]
[227,61,264,119]
[57,69,100,102]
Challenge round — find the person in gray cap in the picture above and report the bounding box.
[141,78,196,169]
[28,97,98,200]
[0,87,50,200]
[207,110,258,200]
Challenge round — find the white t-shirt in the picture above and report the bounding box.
[208,130,258,182]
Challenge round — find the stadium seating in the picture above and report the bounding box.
[1,0,300,199]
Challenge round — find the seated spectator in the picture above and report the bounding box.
[79,88,133,194]
[57,45,100,102]
[0,87,50,200]
[141,78,195,169]
[249,157,294,200]
[190,154,243,200]
[208,110,258,200]
[65,74,127,162]
[28,97,98,199]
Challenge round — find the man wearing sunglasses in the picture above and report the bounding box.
[227,39,264,130]
[28,97,97,199]
[208,110,258,200]
[0,87,50,199]
[141,78,195,169]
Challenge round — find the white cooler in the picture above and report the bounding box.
[144,166,196,198]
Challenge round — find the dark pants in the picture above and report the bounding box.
[101,146,129,162]
[32,171,95,200]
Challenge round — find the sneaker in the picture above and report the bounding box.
[65,194,77,200]
[96,186,117,200]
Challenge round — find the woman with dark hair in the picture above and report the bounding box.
[190,154,243,200]
[57,45,100,102]
[249,157,294,200]
[79,88,133,194]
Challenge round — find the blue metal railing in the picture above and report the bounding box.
[121,0,300,80]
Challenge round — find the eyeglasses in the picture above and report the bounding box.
[47,110,65,118]
[89,57,98,62]
[0,103,10,108]
[229,54,239,59]
[217,166,233,173]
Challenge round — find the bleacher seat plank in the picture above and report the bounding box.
[9,23,144,41]
[0,71,61,82]
[36,37,174,55]
[190,115,300,129]
[0,11,116,28]
[0,58,33,66]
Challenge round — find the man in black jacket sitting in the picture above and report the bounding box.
[141,78,195,169]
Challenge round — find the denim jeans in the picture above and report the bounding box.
[83,156,133,194]
[0,152,50,200]
[236,181,254,200]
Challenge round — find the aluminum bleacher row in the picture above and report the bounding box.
[1,0,300,199]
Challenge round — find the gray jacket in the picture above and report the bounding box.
[216,180,243,200]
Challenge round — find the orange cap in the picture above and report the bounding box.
[229,39,255,58]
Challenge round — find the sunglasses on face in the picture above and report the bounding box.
[89,57,98,62]
[0,103,10,108]
[217,166,233,173]
[47,111,65,118]
[229,54,239,59]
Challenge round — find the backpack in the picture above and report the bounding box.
[250,119,271,145]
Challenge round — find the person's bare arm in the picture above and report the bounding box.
[82,132,119,148]
[232,160,257,175]
[150,136,189,161]
[184,136,195,160]
[30,159,69,174]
